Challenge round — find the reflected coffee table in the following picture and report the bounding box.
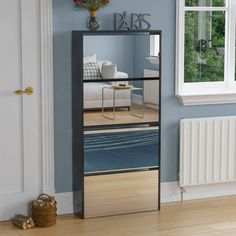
[102,85,144,120]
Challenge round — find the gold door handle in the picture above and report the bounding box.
[14,87,33,96]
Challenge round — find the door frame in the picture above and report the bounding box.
[40,0,55,194]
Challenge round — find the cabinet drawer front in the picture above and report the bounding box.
[84,127,159,174]
[84,170,159,218]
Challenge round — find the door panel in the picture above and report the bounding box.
[0,0,41,220]
[0,0,24,195]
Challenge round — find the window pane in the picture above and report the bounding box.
[184,11,225,82]
[185,0,225,7]
[150,35,160,57]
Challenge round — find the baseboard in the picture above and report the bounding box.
[180,182,236,200]
[132,94,159,109]
[56,192,73,215]
[160,182,181,202]
[56,181,236,215]
[132,94,143,105]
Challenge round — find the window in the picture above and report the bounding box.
[147,35,160,65]
[150,35,160,57]
[176,0,236,105]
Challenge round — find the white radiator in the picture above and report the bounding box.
[180,116,236,187]
[143,69,159,106]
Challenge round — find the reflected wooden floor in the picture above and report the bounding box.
[84,105,159,127]
[2,196,236,235]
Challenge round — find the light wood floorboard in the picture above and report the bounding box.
[84,105,159,126]
[2,196,236,235]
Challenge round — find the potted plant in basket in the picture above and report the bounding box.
[73,0,110,30]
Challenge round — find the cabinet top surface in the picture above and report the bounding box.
[72,30,162,36]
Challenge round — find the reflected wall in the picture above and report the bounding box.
[83,34,160,79]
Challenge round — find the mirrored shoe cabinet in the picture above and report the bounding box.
[72,30,161,218]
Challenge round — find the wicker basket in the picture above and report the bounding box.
[32,194,57,227]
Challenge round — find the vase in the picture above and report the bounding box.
[87,11,100,31]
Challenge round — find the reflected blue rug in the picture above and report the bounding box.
[84,129,159,173]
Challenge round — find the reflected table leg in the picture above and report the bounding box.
[130,89,144,119]
[102,87,115,120]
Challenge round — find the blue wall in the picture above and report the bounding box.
[84,35,134,76]
[133,35,159,90]
[53,0,236,193]
[84,35,153,78]
[134,35,151,77]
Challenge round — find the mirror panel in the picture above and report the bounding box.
[83,79,159,127]
[83,34,160,80]
[84,127,159,175]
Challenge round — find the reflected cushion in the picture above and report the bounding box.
[101,63,117,79]
[84,63,102,80]
[97,60,112,71]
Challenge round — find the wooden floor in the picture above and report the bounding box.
[2,196,236,235]
[84,105,159,126]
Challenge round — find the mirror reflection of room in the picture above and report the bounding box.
[83,34,160,79]
[83,34,160,127]
[83,80,159,126]
[84,127,159,175]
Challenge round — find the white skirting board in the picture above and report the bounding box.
[56,192,74,215]
[132,94,159,109]
[56,181,236,215]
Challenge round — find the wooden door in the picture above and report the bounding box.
[0,0,41,220]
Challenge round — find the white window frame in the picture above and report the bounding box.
[150,35,160,57]
[146,35,160,64]
[176,0,236,105]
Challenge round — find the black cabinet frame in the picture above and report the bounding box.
[72,30,162,218]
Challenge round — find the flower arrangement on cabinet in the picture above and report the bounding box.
[73,0,109,11]
[73,0,110,30]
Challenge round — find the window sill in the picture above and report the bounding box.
[177,92,236,106]
[146,56,159,65]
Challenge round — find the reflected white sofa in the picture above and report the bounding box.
[84,71,131,109]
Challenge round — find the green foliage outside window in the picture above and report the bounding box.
[185,0,225,7]
[184,0,225,83]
